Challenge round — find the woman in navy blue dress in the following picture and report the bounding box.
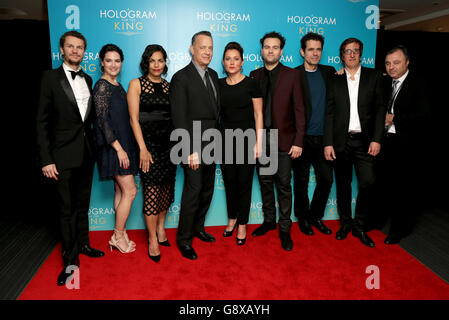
[93,44,138,254]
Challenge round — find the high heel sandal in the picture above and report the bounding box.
[236,225,247,246]
[109,230,136,253]
[236,237,246,246]
[123,229,136,248]
[223,221,237,237]
[148,240,161,263]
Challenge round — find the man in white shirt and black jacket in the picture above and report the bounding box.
[323,37,386,247]
[36,31,104,286]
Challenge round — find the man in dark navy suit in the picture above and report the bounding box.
[36,31,104,286]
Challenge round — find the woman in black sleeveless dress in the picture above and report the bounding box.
[128,45,176,262]
[219,42,264,245]
[93,44,138,254]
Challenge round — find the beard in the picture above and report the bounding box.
[63,54,83,67]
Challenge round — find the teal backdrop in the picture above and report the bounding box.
[46,0,379,230]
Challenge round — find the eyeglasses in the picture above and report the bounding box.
[343,48,360,55]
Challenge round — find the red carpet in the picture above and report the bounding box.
[19,221,449,300]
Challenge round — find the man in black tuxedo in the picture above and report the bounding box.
[377,45,430,245]
[293,32,335,237]
[36,31,104,286]
[324,38,386,247]
[170,31,220,260]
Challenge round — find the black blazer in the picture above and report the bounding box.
[324,66,386,152]
[296,64,336,129]
[383,72,430,147]
[36,66,95,170]
[170,62,220,155]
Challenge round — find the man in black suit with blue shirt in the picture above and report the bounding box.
[36,31,104,286]
[170,31,220,260]
[323,38,386,247]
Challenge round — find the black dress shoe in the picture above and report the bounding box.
[298,220,314,236]
[335,224,352,240]
[79,245,105,258]
[311,220,332,235]
[279,232,293,251]
[251,222,276,237]
[384,233,402,245]
[195,231,216,242]
[178,245,198,260]
[57,265,78,286]
[352,230,375,247]
[158,239,171,247]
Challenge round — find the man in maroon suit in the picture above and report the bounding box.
[250,31,306,251]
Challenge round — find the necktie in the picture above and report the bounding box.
[263,70,273,128]
[69,70,84,80]
[387,79,399,114]
[204,70,217,111]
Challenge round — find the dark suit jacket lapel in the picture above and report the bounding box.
[341,70,350,114]
[393,73,409,114]
[57,66,83,121]
[357,67,368,112]
[84,75,93,120]
[187,62,219,117]
[299,65,312,122]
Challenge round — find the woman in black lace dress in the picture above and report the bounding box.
[93,44,138,254]
[128,44,176,262]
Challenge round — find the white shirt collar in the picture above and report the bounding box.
[345,65,361,80]
[394,69,409,84]
[62,62,81,73]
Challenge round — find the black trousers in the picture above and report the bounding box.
[221,162,255,225]
[292,135,333,221]
[374,134,423,237]
[257,140,293,233]
[177,163,215,246]
[55,155,94,266]
[334,134,376,232]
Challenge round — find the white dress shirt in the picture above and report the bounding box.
[62,63,90,122]
[346,66,362,132]
[388,70,409,134]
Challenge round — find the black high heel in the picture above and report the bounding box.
[236,237,246,246]
[223,223,237,237]
[158,239,171,247]
[148,241,161,263]
[157,232,171,246]
[236,225,247,245]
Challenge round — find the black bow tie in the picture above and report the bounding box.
[69,70,84,80]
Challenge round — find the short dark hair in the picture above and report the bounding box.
[222,41,244,60]
[191,31,212,45]
[59,30,87,49]
[260,31,286,49]
[99,44,124,72]
[300,32,324,51]
[339,37,363,59]
[140,44,168,76]
[386,45,410,61]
